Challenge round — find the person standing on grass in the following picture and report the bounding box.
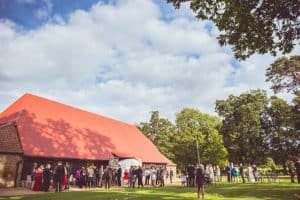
[117,165,122,187]
[87,164,94,189]
[33,164,43,191]
[156,167,161,186]
[55,162,65,192]
[170,169,174,184]
[295,159,300,184]
[160,167,165,187]
[288,161,296,183]
[137,165,144,188]
[79,166,87,188]
[65,162,71,189]
[248,165,255,183]
[99,165,104,187]
[31,162,38,189]
[239,163,245,183]
[216,166,221,182]
[180,171,187,187]
[42,163,51,192]
[103,166,112,189]
[150,167,157,187]
[75,168,80,186]
[226,163,232,183]
[144,168,150,186]
[196,164,205,200]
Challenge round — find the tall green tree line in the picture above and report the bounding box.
[137,90,299,169]
[215,90,299,166]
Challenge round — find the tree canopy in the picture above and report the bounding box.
[266,55,300,93]
[137,111,176,160]
[174,108,227,169]
[215,90,268,164]
[137,109,227,170]
[167,0,300,60]
[216,89,299,165]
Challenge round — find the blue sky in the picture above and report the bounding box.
[0,0,296,123]
[0,0,99,28]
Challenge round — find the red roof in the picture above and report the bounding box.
[0,93,168,163]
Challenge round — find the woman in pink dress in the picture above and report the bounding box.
[32,165,44,191]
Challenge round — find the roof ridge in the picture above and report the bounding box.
[13,93,135,127]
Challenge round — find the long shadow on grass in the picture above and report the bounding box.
[1,187,197,200]
[206,183,299,200]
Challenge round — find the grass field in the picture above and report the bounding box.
[1,181,299,200]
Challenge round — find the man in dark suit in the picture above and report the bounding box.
[137,166,143,188]
[55,162,65,192]
[117,165,122,186]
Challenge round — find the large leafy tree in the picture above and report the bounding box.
[167,0,300,60]
[174,108,227,169]
[137,111,176,160]
[262,96,298,165]
[215,90,268,164]
[266,55,300,93]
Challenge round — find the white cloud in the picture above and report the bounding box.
[36,0,53,19]
[0,0,297,123]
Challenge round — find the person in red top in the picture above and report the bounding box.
[62,165,68,190]
[123,169,129,184]
[32,165,44,191]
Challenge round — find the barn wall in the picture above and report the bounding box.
[0,123,23,188]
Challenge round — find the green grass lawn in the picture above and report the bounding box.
[1,181,299,200]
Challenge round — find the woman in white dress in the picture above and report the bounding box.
[208,164,214,182]
[248,165,255,183]
[150,167,157,187]
[216,165,221,182]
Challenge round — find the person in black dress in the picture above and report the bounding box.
[196,164,205,200]
[42,163,51,192]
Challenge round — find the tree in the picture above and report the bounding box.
[266,55,300,93]
[174,108,227,169]
[137,111,175,160]
[167,0,300,60]
[215,90,268,164]
[292,90,300,132]
[262,96,297,166]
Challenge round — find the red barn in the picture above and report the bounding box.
[0,93,168,187]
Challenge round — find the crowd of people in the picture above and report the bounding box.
[27,161,175,192]
[26,158,300,200]
[225,163,259,183]
[29,162,71,192]
[126,166,174,188]
[178,164,221,188]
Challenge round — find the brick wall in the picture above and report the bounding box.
[0,123,23,187]
[0,123,23,153]
[0,154,23,187]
